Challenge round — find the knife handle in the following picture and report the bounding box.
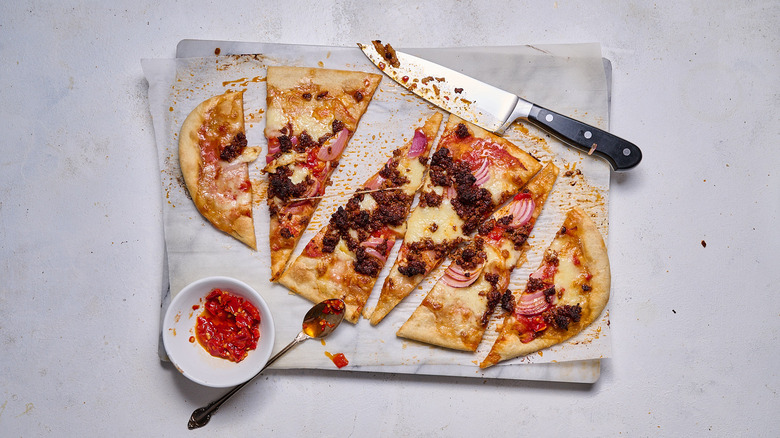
[527,105,642,171]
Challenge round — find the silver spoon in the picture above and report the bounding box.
[188,298,346,430]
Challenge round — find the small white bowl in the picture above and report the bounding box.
[162,276,275,387]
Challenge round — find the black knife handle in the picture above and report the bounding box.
[527,105,642,171]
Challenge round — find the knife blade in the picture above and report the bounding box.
[359,42,642,171]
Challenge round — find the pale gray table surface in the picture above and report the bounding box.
[1,1,778,436]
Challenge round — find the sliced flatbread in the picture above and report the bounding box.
[264,66,381,279]
[179,90,261,249]
[369,115,542,325]
[397,163,558,351]
[480,207,610,368]
[278,113,443,323]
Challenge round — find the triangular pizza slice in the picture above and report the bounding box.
[263,66,382,279]
[178,90,262,249]
[278,113,443,323]
[369,115,542,325]
[480,207,610,368]
[397,163,558,351]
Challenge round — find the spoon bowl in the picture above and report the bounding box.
[188,298,345,430]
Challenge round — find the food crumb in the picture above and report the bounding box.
[701,240,707,248]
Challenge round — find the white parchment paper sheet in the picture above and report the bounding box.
[143,41,612,382]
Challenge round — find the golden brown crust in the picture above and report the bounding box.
[277,232,374,324]
[445,115,541,185]
[178,91,259,249]
[480,207,610,368]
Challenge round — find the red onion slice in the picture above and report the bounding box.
[266,142,281,164]
[472,159,490,186]
[441,273,479,288]
[509,197,535,227]
[408,129,427,158]
[360,235,395,249]
[530,264,546,280]
[363,247,387,264]
[317,129,349,161]
[515,290,551,316]
[441,260,484,288]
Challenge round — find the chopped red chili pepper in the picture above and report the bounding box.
[325,351,349,368]
[195,288,261,363]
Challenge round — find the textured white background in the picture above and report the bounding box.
[1,1,778,436]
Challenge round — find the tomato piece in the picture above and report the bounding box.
[325,351,349,368]
[194,288,262,363]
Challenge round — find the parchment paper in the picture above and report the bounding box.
[143,41,612,383]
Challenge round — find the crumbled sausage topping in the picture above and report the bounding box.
[220,132,247,162]
[419,190,443,208]
[428,146,494,234]
[455,123,470,139]
[318,156,414,277]
[451,237,486,271]
[398,254,426,277]
[398,237,463,277]
[267,167,312,206]
[544,250,560,266]
[377,156,410,188]
[500,290,515,313]
[332,119,345,134]
[543,304,582,331]
[480,288,502,326]
[354,246,383,277]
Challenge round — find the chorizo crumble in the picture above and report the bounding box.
[220,132,248,162]
[318,154,414,277]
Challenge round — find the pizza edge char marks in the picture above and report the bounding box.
[277,113,444,324]
[262,66,382,280]
[368,115,543,325]
[479,207,611,368]
[178,90,262,250]
[396,163,559,352]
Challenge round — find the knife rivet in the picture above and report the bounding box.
[545,114,554,122]
[584,131,592,139]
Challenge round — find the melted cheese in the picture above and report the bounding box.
[289,165,311,184]
[264,105,288,136]
[359,194,377,211]
[264,151,306,173]
[549,237,588,306]
[400,159,427,195]
[405,201,464,245]
[480,171,518,204]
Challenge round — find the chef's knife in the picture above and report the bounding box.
[359,42,641,171]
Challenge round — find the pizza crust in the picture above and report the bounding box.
[178,91,259,250]
[480,207,610,367]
